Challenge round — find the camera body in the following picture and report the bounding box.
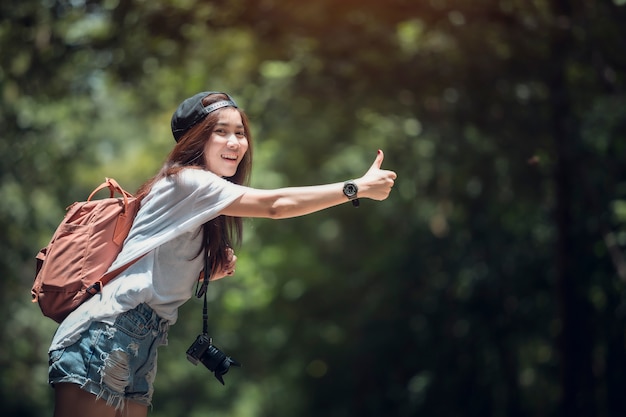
[186,334,240,385]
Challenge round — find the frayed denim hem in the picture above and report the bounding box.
[50,375,152,411]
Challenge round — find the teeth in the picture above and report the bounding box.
[222,154,237,160]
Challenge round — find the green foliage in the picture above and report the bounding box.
[1,0,626,416]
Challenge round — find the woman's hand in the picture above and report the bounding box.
[356,150,397,201]
[206,247,237,281]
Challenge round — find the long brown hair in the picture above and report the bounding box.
[136,93,253,276]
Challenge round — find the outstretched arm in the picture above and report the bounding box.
[220,150,397,219]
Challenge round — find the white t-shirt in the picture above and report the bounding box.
[49,168,247,352]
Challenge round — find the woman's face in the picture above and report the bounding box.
[203,108,249,178]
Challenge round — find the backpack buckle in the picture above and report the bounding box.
[86,281,103,295]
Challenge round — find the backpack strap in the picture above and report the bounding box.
[85,255,144,296]
[89,177,132,201]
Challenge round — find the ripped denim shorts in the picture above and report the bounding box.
[48,303,169,410]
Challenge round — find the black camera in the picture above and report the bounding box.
[186,334,241,385]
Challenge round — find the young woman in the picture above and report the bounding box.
[48,91,397,417]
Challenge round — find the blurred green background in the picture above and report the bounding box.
[2,0,626,416]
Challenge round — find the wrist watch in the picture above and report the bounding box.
[343,180,360,208]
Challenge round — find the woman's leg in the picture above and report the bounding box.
[53,383,147,417]
[53,383,115,417]
[117,400,148,417]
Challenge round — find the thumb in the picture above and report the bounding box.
[369,149,384,171]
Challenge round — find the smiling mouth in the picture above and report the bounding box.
[221,154,238,161]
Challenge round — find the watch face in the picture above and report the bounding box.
[344,183,357,197]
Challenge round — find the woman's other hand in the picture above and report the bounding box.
[208,247,237,281]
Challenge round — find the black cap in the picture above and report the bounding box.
[171,91,238,142]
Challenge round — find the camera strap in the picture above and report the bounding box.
[194,244,211,335]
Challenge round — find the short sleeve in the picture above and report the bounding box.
[107,169,247,271]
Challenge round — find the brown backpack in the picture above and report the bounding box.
[31,178,141,323]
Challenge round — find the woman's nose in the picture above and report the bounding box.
[226,134,239,148]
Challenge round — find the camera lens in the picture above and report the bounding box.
[200,345,240,384]
[186,334,240,385]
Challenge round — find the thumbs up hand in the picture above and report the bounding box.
[357,150,397,201]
